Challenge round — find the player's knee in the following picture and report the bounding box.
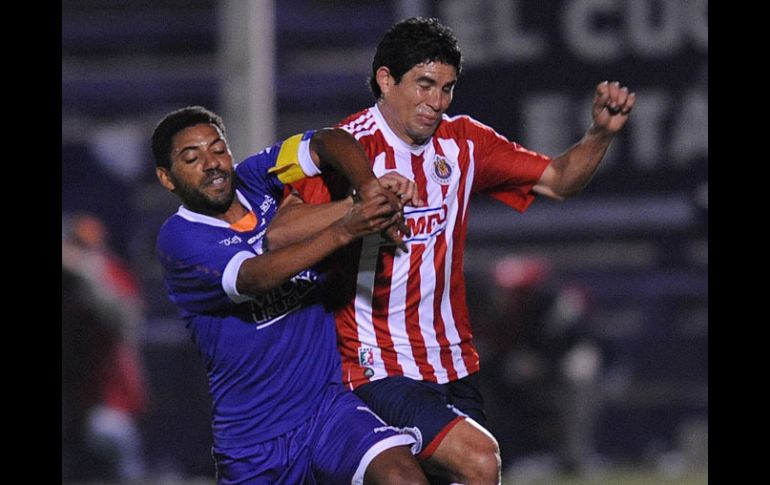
[364,446,428,485]
[456,436,500,484]
[376,465,428,485]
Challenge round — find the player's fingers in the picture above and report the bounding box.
[383,224,408,252]
[595,80,610,99]
[616,86,629,107]
[620,92,636,115]
[594,81,610,114]
[605,81,621,112]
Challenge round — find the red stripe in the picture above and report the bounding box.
[417,416,465,460]
[405,242,436,381]
[372,246,402,375]
[405,152,436,381]
[385,145,397,170]
[449,138,480,374]
[336,241,367,388]
[430,139,459,380]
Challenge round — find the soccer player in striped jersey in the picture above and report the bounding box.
[151,106,429,484]
[285,17,636,485]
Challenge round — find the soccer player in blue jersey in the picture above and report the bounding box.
[151,106,428,485]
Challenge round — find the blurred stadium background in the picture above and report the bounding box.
[62,0,707,483]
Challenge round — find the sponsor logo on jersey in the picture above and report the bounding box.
[218,235,242,246]
[359,347,375,366]
[248,270,316,325]
[259,195,274,215]
[247,229,267,246]
[429,154,454,185]
[402,204,449,243]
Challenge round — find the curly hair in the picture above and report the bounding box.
[369,17,462,99]
[151,106,227,169]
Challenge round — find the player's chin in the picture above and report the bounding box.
[206,189,235,212]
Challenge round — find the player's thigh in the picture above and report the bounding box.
[447,372,488,426]
[353,375,466,459]
[212,429,314,485]
[311,384,416,485]
[423,417,500,480]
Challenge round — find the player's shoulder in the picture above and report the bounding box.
[439,113,495,135]
[338,107,371,129]
[156,213,216,252]
[437,114,510,147]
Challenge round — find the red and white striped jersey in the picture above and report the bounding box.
[292,104,551,390]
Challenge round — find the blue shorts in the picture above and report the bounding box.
[353,373,487,460]
[212,382,416,484]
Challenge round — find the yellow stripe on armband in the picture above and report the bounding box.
[268,133,306,184]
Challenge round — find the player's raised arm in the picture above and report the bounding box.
[533,81,636,200]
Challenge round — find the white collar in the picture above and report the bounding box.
[371,104,433,156]
[175,189,253,227]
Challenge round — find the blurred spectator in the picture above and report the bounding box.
[474,257,602,477]
[62,213,148,481]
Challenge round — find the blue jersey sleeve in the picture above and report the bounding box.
[156,217,257,315]
[235,131,317,200]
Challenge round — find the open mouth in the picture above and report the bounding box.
[206,172,229,187]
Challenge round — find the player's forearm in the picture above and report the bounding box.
[237,220,354,294]
[310,128,377,192]
[549,125,614,198]
[266,197,353,251]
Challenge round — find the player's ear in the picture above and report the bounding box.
[376,66,393,95]
[156,167,176,192]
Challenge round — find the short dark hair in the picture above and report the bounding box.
[369,17,462,99]
[151,106,227,169]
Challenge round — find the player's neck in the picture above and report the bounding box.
[217,199,249,224]
[377,100,427,147]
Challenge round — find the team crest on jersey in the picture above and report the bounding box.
[429,155,454,185]
[358,347,374,366]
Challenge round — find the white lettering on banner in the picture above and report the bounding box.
[628,91,673,170]
[441,0,708,64]
[563,0,623,62]
[520,87,707,173]
[492,0,547,60]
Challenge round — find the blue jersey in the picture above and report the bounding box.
[156,131,341,450]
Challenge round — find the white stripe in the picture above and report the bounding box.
[437,137,469,377]
[356,405,388,426]
[354,234,387,380]
[222,251,257,303]
[389,241,420,379]
[297,136,321,177]
[350,434,416,485]
[254,308,297,329]
[176,190,253,227]
[341,111,371,133]
[390,147,423,379]
[412,143,446,381]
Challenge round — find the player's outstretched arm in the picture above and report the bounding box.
[533,81,636,200]
[237,194,399,294]
[310,128,411,250]
[265,192,353,252]
[266,172,421,252]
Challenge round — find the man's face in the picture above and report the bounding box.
[157,123,235,215]
[378,61,457,146]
